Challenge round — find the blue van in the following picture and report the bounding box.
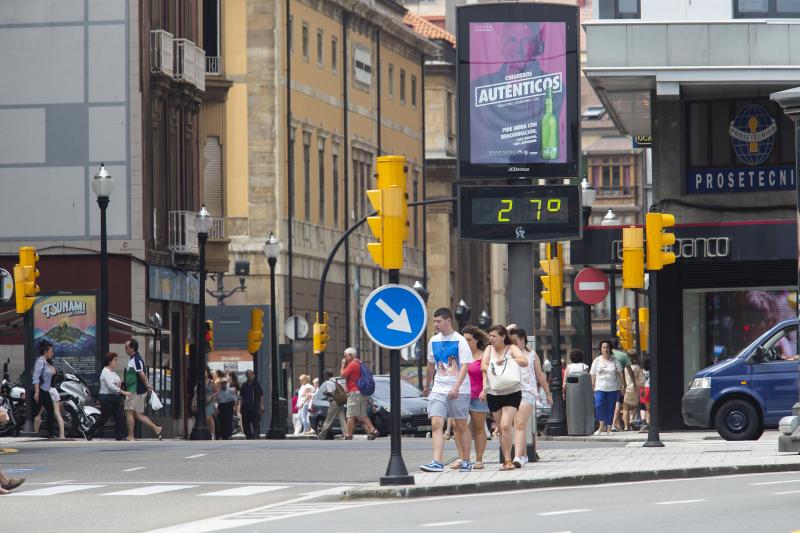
[681,318,799,441]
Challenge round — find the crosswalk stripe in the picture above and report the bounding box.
[102,485,196,496]
[199,485,291,497]
[13,485,105,496]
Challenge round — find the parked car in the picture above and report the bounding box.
[312,375,430,438]
[682,318,799,441]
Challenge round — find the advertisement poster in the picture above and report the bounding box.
[33,293,99,390]
[469,21,567,165]
[208,349,253,378]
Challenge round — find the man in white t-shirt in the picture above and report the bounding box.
[421,308,473,472]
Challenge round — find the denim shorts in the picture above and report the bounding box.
[469,398,490,413]
[428,392,470,420]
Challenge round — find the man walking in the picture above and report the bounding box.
[239,370,263,439]
[422,308,473,472]
[123,339,162,440]
[341,348,379,440]
[315,369,349,440]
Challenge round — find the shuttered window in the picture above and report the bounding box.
[203,136,224,217]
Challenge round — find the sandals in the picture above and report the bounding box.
[450,460,463,470]
[473,461,485,470]
[155,429,163,441]
[367,430,380,441]
[500,461,515,471]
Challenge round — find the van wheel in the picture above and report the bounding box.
[715,399,760,441]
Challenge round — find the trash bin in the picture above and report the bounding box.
[566,372,595,436]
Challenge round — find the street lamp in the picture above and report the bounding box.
[92,163,114,356]
[477,310,492,329]
[190,205,213,440]
[601,208,619,226]
[264,232,285,439]
[581,177,596,225]
[455,299,471,329]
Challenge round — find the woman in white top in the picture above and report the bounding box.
[590,340,624,436]
[296,375,315,435]
[508,327,551,469]
[90,352,132,440]
[481,325,529,471]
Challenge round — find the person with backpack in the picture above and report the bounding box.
[315,369,350,440]
[340,347,379,440]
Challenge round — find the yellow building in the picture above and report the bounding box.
[199,0,436,378]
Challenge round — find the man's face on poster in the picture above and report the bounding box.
[501,23,542,70]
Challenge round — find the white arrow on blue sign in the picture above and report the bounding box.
[361,284,428,350]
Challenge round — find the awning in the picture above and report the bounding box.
[109,313,171,338]
[0,308,23,336]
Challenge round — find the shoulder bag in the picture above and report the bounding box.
[487,348,522,393]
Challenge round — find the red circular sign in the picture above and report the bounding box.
[573,268,609,306]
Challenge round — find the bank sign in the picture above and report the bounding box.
[687,104,794,194]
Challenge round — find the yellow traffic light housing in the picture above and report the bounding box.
[366,156,408,270]
[248,308,264,354]
[646,212,676,271]
[540,243,564,307]
[639,307,650,353]
[14,246,39,314]
[313,313,329,354]
[622,226,644,290]
[616,306,633,351]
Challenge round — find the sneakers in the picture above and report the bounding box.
[593,429,604,436]
[420,460,444,473]
[513,456,529,468]
[639,424,649,433]
[458,460,473,472]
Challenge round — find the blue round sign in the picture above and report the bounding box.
[361,284,428,350]
[729,104,777,166]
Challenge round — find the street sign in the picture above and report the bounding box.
[0,268,12,302]
[362,284,428,350]
[284,315,309,340]
[573,267,609,305]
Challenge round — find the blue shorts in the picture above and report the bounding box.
[469,398,490,413]
[428,392,470,420]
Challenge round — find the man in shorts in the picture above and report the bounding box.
[340,348,378,440]
[422,308,473,472]
[124,339,162,440]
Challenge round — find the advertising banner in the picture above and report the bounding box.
[33,293,100,390]
[457,3,579,179]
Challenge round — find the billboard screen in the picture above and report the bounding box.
[457,3,579,179]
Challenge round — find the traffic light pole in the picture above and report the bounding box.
[544,241,566,436]
[381,268,414,486]
[190,232,212,441]
[643,270,663,447]
[266,256,284,439]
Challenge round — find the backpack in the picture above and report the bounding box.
[356,361,375,396]
[332,382,348,406]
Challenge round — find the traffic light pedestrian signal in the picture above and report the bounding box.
[622,226,644,289]
[639,307,650,353]
[247,308,264,354]
[616,306,633,351]
[646,212,676,271]
[313,312,329,354]
[14,246,40,314]
[203,320,214,352]
[540,243,564,307]
[366,155,408,270]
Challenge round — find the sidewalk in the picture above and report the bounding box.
[343,430,800,499]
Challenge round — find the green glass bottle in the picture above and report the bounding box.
[541,86,558,160]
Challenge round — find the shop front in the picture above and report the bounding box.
[572,219,797,429]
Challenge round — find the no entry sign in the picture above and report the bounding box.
[573,267,609,305]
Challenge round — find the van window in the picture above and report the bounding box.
[758,325,799,362]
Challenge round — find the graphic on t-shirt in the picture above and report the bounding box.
[431,340,461,378]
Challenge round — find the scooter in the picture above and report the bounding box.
[41,360,101,438]
[0,358,25,436]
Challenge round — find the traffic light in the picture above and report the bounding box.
[203,320,214,352]
[539,243,563,307]
[639,307,650,353]
[14,246,39,314]
[622,226,644,290]
[247,308,264,354]
[646,212,676,271]
[616,306,633,351]
[366,155,408,270]
[313,312,329,354]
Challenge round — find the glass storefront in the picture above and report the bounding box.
[682,287,797,388]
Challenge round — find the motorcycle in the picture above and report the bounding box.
[0,358,25,437]
[40,360,101,439]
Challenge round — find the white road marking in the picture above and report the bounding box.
[300,486,353,498]
[654,499,706,505]
[123,467,146,472]
[577,281,606,291]
[200,485,290,497]
[45,480,76,484]
[420,521,473,527]
[13,484,105,496]
[774,490,800,495]
[538,509,590,516]
[751,479,800,486]
[184,453,207,459]
[102,484,196,496]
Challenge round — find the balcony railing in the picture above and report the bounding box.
[150,30,174,77]
[168,211,225,254]
[596,186,638,198]
[174,39,206,91]
[205,56,222,75]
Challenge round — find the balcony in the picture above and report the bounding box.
[150,30,174,77]
[168,211,225,254]
[205,56,222,75]
[174,39,206,91]
[596,186,638,199]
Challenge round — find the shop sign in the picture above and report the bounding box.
[148,266,199,304]
[633,135,652,148]
[612,237,731,261]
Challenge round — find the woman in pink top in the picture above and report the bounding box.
[462,326,490,470]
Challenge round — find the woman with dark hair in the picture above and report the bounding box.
[481,325,529,471]
[32,340,57,438]
[461,326,490,469]
[590,339,624,435]
[90,352,132,440]
[228,371,242,434]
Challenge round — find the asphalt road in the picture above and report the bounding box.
[0,436,624,533]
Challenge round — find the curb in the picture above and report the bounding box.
[342,462,800,499]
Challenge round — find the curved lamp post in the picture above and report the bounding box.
[92,163,114,357]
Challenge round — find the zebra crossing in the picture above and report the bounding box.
[10,483,295,497]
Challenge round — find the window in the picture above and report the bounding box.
[303,132,311,220]
[318,138,326,225]
[598,0,640,19]
[400,69,406,104]
[332,150,340,228]
[354,44,372,86]
[302,22,309,60]
[388,64,394,98]
[203,136,223,217]
[317,29,324,66]
[734,0,800,17]
[203,0,220,60]
[587,156,636,197]
[411,75,417,108]
[446,91,454,138]
[331,37,338,72]
[412,175,419,246]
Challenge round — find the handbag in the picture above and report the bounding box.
[149,391,164,411]
[333,383,348,406]
[623,366,639,406]
[487,349,522,393]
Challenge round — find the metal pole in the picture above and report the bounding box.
[190,233,212,440]
[643,270,663,447]
[545,241,566,436]
[584,303,593,367]
[22,309,35,435]
[267,257,284,439]
[285,0,294,324]
[380,267,414,486]
[98,196,110,356]
[633,289,640,352]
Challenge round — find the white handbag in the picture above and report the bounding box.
[487,350,522,393]
[149,391,164,411]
